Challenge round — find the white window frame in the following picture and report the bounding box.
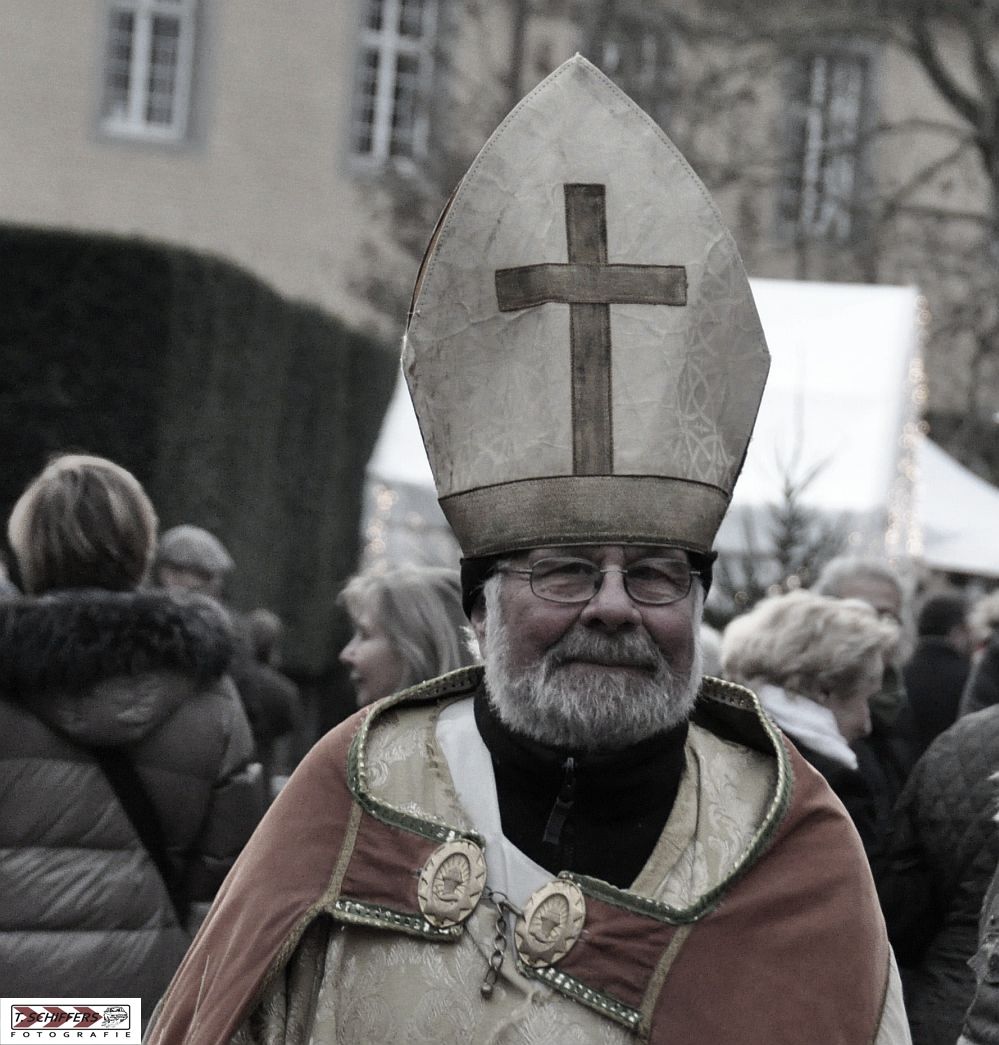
[784,48,870,242]
[350,0,439,167]
[100,0,197,143]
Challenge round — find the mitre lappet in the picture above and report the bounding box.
[403,54,770,566]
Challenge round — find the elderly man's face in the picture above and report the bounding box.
[471,545,704,749]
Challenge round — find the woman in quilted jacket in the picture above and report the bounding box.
[0,454,264,1018]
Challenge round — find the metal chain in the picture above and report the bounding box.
[481,889,522,998]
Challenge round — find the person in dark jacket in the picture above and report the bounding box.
[231,607,301,796]
[878,710,999,1045]
[903,592,973,757]
[152,525,298,796]
[0,454,263,1019]
[721,588,897,861]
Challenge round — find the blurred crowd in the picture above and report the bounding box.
[715,559,999,1045]
[3,451,999,1044]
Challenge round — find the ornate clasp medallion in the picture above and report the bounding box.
[417,838,487,928]
[515,878,586,968]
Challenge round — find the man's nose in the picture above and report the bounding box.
[579,568,642,630]
[339,638,356,665]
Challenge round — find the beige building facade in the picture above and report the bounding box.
[2,0,427,337]
[2,2,994,422]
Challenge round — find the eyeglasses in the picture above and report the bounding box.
[497,557,703,606]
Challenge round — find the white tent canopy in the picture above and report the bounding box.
[366,279,999,578]
[718,279,918,522]
[367,372,436,487]
[714,278,921,565]
[917,434,999,577]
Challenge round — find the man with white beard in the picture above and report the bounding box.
[438,544,709,901]
[148,56,909,1045]
[479,549,704,749]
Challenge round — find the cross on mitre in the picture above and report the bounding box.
[495,183,688,475]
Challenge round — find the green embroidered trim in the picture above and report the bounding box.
[346,669,792,923]
[520,959,642,1031]
[332,897,463,941]
[338,669,796,1033]
[346,667,486,846]
[347,670,792,919]
[565,677,793,924]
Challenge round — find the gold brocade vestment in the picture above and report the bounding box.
[204,671,910,1045]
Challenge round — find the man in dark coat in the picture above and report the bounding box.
[153,527,299,796]
[903,592,972,757]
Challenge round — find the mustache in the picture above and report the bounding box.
[547,628,662,672]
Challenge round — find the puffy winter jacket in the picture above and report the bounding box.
[877,707,999,1045]
[0,588,264,1014]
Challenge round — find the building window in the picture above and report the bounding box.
[101,0,197,142]
[351,0,438,165]
[781,48,872,242]
[600,21,674,132]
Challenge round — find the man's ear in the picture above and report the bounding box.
[470,597,487,647]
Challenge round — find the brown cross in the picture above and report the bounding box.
[495,184,687,474]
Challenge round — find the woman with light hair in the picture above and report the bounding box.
[9,454,158,594]
[0,454,262,1019]
[339,565,478,707]
[722,589,897,857]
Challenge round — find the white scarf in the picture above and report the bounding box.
[757,683,858,771]
[435,698,551,908]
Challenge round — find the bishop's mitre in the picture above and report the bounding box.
[403,54,770,560]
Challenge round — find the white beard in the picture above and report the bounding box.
[480,580,703,752]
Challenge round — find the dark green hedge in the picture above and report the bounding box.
[0,223,398,675]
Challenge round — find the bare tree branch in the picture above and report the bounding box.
[908,6,984,132]
[878,141,979,221]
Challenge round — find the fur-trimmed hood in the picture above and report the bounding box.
[0,589,235,747]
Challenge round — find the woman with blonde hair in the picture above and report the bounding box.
[339,564,477,707]
[0,454,262,1018]
[722,588,896,857]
